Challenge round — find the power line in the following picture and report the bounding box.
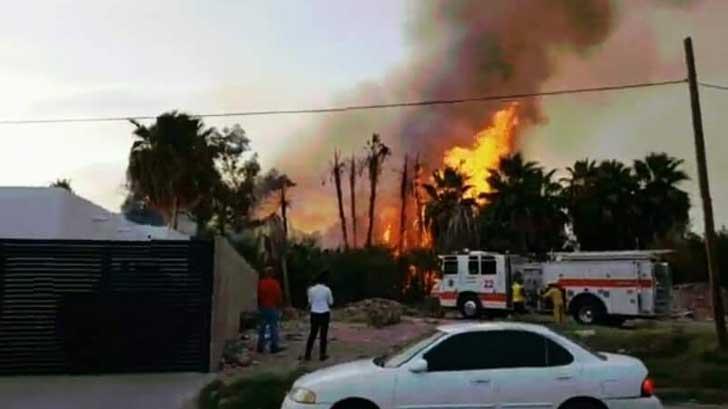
[699,81,728,91]
[0,78,688,126]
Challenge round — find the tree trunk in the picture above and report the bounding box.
[366,160,378,248]
[171,197,180,230]
[350,154,358,248]
[398,155,409,254]
[413,154,424,247]
[280,185,291,306]
[333,150,349,250]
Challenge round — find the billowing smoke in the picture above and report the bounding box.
[278,0,617,245]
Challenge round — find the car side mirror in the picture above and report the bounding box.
[409,358,428,373]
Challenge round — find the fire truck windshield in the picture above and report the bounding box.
[441,258,458,275]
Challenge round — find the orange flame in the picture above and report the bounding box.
[442,103,520,198]
[403,264,439,295]
[381,223,392,244]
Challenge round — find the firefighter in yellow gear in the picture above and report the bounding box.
[542,284,566,325]
[512,276,526,314]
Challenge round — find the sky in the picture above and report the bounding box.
[2,0,728,235]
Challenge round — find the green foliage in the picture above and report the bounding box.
[120,193,165,226]
[563,324,726,393]
[665,229,728,286]
[205,125,262,235]
[479,153,568,253]
[286,237,327,308]
[50,178,73,192]
[127,113,265,234]
[328,247,402,305]
[127,112,219,227]
[424,166,479,252]
[198,371,304,409]
[562,153,690,251]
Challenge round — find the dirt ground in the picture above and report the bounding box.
[219,314,449,381]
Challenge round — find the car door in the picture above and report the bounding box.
[483,330,579,409]
[394,332,498,409]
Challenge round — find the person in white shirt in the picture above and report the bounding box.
[304,270,334,361]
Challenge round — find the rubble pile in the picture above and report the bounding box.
[344,298,404,328]
[221,338,254,369]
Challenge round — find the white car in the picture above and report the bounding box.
[282,322,662,409]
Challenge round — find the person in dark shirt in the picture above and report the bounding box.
[257,266,284,353]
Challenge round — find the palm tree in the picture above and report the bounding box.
[633,153,690,245]
[127,112,218,229]
[423,166,478,252]
[328,150,349,249]
[563,159,641,250]
[50,178,73,192]
[364,134,391,247]
[480,153,567,253]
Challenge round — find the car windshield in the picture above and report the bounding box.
[374,330,445,368]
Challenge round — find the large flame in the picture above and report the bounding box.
[381,223,393,245]
[442,103,520,198]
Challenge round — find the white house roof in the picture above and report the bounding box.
[0,187,189,241]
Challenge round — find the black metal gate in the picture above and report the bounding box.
[0,239,213,375]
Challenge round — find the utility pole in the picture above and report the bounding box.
[684,36,727,348]
[279,180,293,306]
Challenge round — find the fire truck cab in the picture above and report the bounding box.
[435,251,513,318]
[433,250,673,325]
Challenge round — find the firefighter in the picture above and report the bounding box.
[512,274,526,315]
[542,283,566,325]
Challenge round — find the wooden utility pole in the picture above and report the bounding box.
[684,36,727,348]
[279,181,292,305]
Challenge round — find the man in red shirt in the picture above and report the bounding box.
[257,266,284,353]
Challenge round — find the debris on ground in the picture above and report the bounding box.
[342,298,404,328]
[221,339,254,369]
[281,307,305,321]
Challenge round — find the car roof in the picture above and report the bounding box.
[437,321,552,335]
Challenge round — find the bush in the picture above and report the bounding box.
[199,371,304,409]
[328,247,402,304]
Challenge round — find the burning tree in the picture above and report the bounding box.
[328,150,349,249]
[423,166,478,252]
[398,155,410,254]
[349,153,362,248]
[364,133,391,248]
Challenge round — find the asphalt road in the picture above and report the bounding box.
[0,373,215,409]
[0,373,723,409]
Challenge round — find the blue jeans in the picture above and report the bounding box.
[257,308,280,351]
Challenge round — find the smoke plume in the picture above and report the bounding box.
[278,0,618,245]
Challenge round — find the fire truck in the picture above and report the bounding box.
[432,250,673,325]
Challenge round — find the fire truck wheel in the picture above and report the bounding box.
[572,296,606,325]
[458,295,481,319]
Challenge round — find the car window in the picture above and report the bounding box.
[442,259,458,275]
[423,330,573,372]
[468,257,479,275]
[381,331,446,368]
[546,337,574,366]
[480,257,497,275]
[424,332,492,371]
